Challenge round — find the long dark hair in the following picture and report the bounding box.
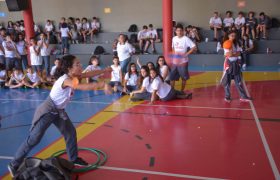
[139,65,149,86]
[54,55,76,79]
[242,34,250,49]
[223,31,240,48]
[88,55,99,66]
[127,63,138,78]
[156,56,167,71]
[149,67,163,83]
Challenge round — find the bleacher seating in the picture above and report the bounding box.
[50,28,280,70]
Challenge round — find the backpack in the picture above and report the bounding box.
[14,157,74,180]
[128,24,138,32]
[94,46,105,55]
[129,34,138,44]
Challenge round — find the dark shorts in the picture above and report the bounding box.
[0,55,5,66]
[169,63,190,81]
[6,57,16,71]
[223,27,231,33]
[109,81,121,87]
[210,27,222,31]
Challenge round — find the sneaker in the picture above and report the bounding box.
[242,64,246,71]
[224,97,231,103]
[144,51,150,55]
[7,163,17,178]
[240,97,251,102]
[73,157,89,167]
[152,50,157,54]
[186,92,192,99]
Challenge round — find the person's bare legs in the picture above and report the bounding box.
[150,39,155,52]
[181,79,186,92]
[10,83,23,89]
[139,40,143,53]
[263,25,267,38]
[251,29,256,39]
[241,26,245,37]
[170,80,175,89]
[214,27,218,39]
[144,40,150,53]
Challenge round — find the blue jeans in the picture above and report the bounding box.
[224,74,248,99]
[11,112,78,168]
[21,55,28,70]
[0,55,5,66]
[6,57,16,71]
[32,65,43,73]
[120,57,131,74]
[62,37,69,52]
[42,56,50,76]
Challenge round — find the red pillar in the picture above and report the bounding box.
[162,0,173,64]
[22,0,35,65]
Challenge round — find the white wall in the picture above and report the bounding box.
[0,0,280,31]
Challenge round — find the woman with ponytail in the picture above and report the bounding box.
[8,55,112,177]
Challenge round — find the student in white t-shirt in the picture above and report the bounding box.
[122,63,138,95]
[147,24,158,54]
[2,34,17,74]
[6,68,25,89]
[60,23,70,54]
[75,18,82,32]
[156,56,170,83]
[23,66,42,88]
[235,12,246,37]
[89,17,100,42]
[50,58,61,81]
[44,20,54,40]
[170,24,196,94]
[0,28,5,67]
[0,63,7,87]
[117,34,134,73]
[209,12,222,41]
[109,56,122,92]
[83,55,102,83]
[138,25,149,54]
[38,33,51,77]
[149,68,191,104]
[29,37,43,76]
[130,65,152,101]
[16,33,28,70]
[223,11,234,33]
[81,17,90,43]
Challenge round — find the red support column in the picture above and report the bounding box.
[22,0,35,65]
[162,0,173,64]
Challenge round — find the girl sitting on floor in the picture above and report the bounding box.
[23,66,42,88]
[6,68,25,89]
[122,63,139,95]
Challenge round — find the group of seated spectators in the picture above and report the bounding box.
[209,11,271,41]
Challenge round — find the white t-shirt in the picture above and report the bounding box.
[223,17,234,27]
[50,66,57,76]
[138,30,148,40]
[16,41,27,55]
[50,74,74,109]
[160,65,170,81]
[142,77,153,93]
[209,17,222,26]
[148,29,158,39]
[38,40,50,56]
[11,72,24,82]
[84,65,101,81]
[29,46,42,65]
[76,22,82,31]
[172,36,196,64]
[82,22,90,30]
[2,41,16,58]
[151,76,171,99]
[45,24,54,32]
[91,21,100,30]
[0,70,6,82]
[235,17,245,26]
[27,72,40,83]
[224,45,240,62]
[60,27,69,37]
[117,42,134,62]
[124,73,138,86]
[110,65,121,82]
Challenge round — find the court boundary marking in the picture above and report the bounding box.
[0,156,226,180]
[242,79,280,180]
[0,98,252,111]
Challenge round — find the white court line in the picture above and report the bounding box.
[1,101,9,104]
[0,156,13,160]
[0,156,227,179]
[0,98,251,111]
[242,79,280,180]
[99,166,227,180]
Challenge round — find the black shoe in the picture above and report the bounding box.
[73,157,88,166]
[224,97,231,103]
[8,162,17,178]
[186,93,192,99]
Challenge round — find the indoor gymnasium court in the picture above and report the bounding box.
[0,0,280,180]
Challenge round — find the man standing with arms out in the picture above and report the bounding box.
[170,24,196,96]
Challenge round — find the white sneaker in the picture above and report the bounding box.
[242,64,246,71]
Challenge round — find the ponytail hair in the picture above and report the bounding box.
[54,55,76,79]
